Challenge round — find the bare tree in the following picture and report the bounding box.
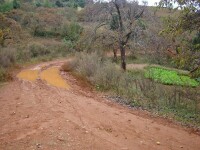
[109,0,146,69]
[100,0,146,70]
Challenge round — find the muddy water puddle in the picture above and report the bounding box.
[40,67,69,89]
[17,70,39,81]
[17,67,69,89]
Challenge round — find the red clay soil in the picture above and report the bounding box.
[0,61,200,150]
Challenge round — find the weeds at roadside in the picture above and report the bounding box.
[66,52,200,127]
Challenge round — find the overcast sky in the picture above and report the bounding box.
[137,0,160,6]
[100,0,161,6]
[99,0,164,7]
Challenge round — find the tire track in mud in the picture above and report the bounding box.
[39,63,86,127]
[21,63,94,142]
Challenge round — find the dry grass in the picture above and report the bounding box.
[0,48,16,68]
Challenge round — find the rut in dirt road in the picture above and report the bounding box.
[0,61,200,150]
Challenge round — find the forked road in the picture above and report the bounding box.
[0,61,200,150]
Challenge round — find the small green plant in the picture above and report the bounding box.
[55,0,64,7]
[43,0,53,8]
[0,1,13,12]
[35,0,42,7]
[13,0,20,9]
[0,67,7,82]
[65,0,85,8]
[110,13,119,30]
[34,0,53,8]
[145,66,199,87]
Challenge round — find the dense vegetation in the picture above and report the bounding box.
[0,0,199,126]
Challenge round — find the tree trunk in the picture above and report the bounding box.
[113,0,126,70]
[113,48,117,62]
[120,44,126,70]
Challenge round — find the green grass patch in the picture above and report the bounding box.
[145,66,199,87]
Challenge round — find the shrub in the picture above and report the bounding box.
[34,0,53,7]
[0,28,10,47]
[32,25,58,37]
[0,13,22,47]
[13,0,20,9]
[77,0,85,8]
[71,52,136,100]
[0,0,5,4]
[55,0,64,7]
[93,62,122,90]
[17,41,70,63]
[0,1,13,12]
[110,13,119,30]
[0,67,7,82]
[16,47,31,62]
[71,52,135,93]
[43,0,53,8]
[28,42,50,58]
[62,22,83,50]
[191,67,200,79]
[73,52,102,77]
[65,0,85,8]
[63,22,83,40]
[0,66,12,82]
[35,0,42,7]
[0,48,16,68]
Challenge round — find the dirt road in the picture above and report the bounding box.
[0,61,200,150]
